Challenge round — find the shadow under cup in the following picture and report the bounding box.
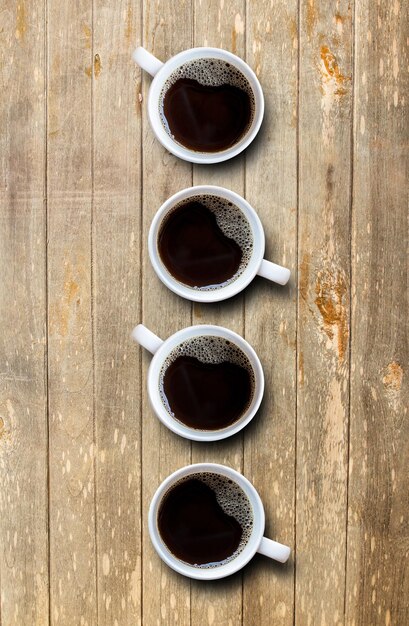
[149,187,266,303]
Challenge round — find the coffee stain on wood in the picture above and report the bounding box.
[319,45,351,144]
[0,414,11,444]
[320,45,351,91]
[306,0,317,39]
[382,362,403,391]
[0,414,14,445]
[289,17,298,46]
[65,277,79,305]
[49,263,80,337]
[15,2,27,41]
[334,7,351,34]
[82,23,92,49]
[335,13,344,27]
[299,251,311,301]
[94,54,101,77]
[299,351,304,385]
[85,55,102,78]
[314,271,348,361]
[125,5,133,45]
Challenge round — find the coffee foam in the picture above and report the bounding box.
[159,58,255,144]
[162,194,254,291]
[162,472,254,568]
[159,335,255,426]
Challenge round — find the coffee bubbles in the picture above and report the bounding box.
[159,336,255,430]
[158,473,254,568]
[158,195,253,290]
[159,58,256,152]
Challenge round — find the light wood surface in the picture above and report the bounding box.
[0,1,408,625]
[296,1,352,623]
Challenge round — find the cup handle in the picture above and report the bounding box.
[257,259,291,286]
[132,324,164,355]
[257,536,291,563]
[132,46,164,77]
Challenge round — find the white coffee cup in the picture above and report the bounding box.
[132,323,264,442]
[149,185,291,303]
[149,463,291,580]
[133,46,264,164]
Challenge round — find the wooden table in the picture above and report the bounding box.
[1,0,408,624]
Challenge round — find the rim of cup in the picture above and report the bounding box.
[143,324,264,442]
[148,463,266,580]
[145,47,264,164]
[148,185,266,303]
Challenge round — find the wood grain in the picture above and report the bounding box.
[243,0,298,624]
[140,1,193,624]
[47,0,96,623]
[0,0,408,623]
[92,1,143,624]
[296,1,353,623]
[0,1,49,623]
[345,1,409,624]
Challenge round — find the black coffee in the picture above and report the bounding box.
[160,58,255,152]
[160,336,255,430]
[158,195,253,290]
[158,473,253,567]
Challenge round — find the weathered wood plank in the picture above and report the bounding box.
[2,0,409,623]
[296,1,353,623]
[140,1,193,624]
[190,1,246,624]
[92,1,143,623]
[243,1,298,624]
[345,1,409,624]
[47,0,96,623]
[0,2,49,622]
